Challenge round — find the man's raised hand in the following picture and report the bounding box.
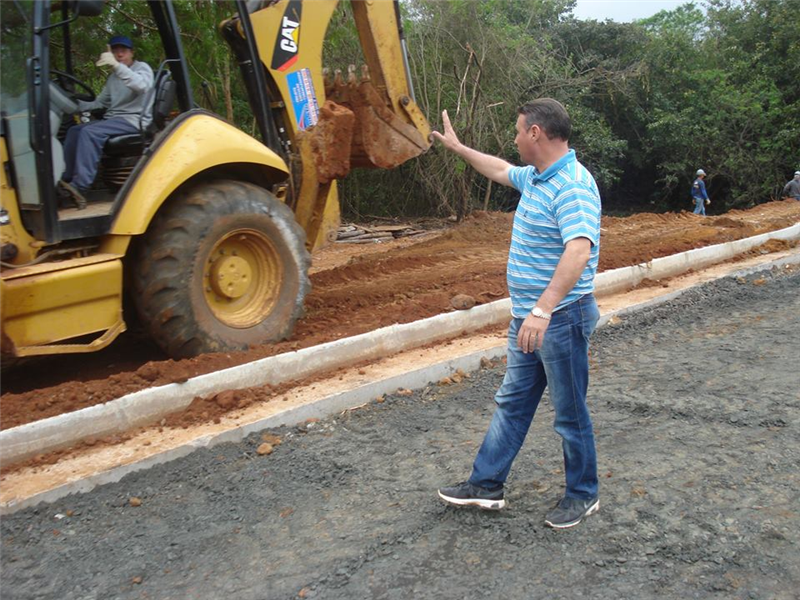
[96,45,119,68]
[430,110,462,152]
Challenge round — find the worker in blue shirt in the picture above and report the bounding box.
[691,169,710,215]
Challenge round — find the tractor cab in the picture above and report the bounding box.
[1,0,193,246]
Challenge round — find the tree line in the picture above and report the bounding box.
[49,0,800,217]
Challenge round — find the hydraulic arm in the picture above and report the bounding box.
[225,0,431,247]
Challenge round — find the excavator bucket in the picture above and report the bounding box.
[302,66,429,184]
[347,78,430,170]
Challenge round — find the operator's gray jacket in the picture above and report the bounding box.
[78,61,154,128]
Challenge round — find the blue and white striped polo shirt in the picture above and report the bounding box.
[506,149,601,318]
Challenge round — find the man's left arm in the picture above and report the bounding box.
[77,80,111,112]
[516,238,592,353]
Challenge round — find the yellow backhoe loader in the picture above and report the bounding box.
[0,0,430,359]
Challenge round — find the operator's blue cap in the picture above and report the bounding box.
[109,35,134,49]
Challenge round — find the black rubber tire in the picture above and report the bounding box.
[132,180,311,358]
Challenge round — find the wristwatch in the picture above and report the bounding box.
[531,306,551,320]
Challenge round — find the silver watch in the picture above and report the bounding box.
[531,306,551,320]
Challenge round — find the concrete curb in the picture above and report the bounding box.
[1,250,798,515]
[596,222,800,294]
[595,250,800,329]
[1,222,798,466]
[0,346,508,515]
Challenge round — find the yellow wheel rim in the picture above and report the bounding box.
[203,229,283,328]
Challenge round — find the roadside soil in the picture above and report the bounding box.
[1,200,799,430]
[1,266,798,599]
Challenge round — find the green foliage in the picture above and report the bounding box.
[24,0,798,217]
[628,0,800,210]
[337,0,799,218]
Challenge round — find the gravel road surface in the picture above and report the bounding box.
[2,264,798,600]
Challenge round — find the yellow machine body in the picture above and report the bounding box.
[1,254,125,355]
[1,116,290,356]
[109,113,289,239]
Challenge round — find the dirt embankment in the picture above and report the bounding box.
[1,200,799,429]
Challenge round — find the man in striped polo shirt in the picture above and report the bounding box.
[433,99,603,529]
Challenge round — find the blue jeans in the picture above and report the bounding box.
[693,198,706,215]
[469,294,601,500]
[62,118,138,190]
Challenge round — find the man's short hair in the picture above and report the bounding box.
[518,98,571,141]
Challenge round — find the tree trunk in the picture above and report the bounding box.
[222,58,234,123]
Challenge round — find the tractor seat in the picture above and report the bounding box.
[104,72,176,157]
[104,131,147,156]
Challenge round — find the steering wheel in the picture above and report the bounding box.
[49,69,96,103]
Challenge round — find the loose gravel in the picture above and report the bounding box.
[2,265,798,600]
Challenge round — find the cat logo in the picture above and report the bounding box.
[272,0,302,72]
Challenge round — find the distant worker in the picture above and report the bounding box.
[691,169,710,216]
[59,36,154,207]
[782,171,800,201]
[432,99,603,529]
